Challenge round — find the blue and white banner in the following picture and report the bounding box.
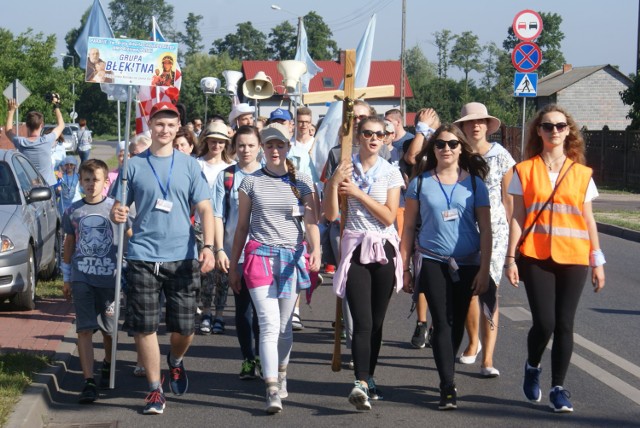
[85,37,178,87]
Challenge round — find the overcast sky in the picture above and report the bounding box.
[2,0,637,80]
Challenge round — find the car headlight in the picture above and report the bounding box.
[1,236,15,252]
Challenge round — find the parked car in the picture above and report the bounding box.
[0,150,60,310]
[41,124,78,153]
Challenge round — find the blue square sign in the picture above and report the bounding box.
[514,72,537,97]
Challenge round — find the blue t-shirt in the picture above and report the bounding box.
[406,171,490,261]
[12,133,57,185]
[62,197,124,288]
[112,149,211,262]
[212,165,258,262]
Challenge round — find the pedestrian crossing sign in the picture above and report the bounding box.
[514,72,537,97]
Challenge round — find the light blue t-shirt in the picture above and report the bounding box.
[212,165,258,263]
[12,133,57,185]
[113,149,211,262]
[406,171,490,261]
[287,144,319,184]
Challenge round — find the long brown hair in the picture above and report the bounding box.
[197,131,232,163]
[525,104,586,164]
[412,124,489,179]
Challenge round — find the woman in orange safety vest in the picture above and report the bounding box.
[505,104,605,414]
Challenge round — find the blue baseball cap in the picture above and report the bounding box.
[269,108,292,122]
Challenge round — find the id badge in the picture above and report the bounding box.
[292,204,304,217]
[442,209,459,221]
[155,199,173,213]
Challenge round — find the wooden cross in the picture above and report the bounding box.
[302,49,394,372]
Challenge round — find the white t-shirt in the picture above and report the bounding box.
[508,172,599,202]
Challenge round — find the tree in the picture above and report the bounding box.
[303,12,339,60]
[108,0,174,41]
[178,52,241,123]
[503,11,565,77]
[0,29,71,124]
[620,73,640,129]
[434,30,456,79]
[177,13,204,60]
[210,22,268,60]
[450,31,483,100]
[481,42,501,88]
[267,21,297,60]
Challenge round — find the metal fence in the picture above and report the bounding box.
[490,127,640,191]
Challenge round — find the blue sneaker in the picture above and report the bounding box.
[167,354,189,395]
[523,361,542,402]
[143,387,166,415]
[367,377,383,400]
[549,386,573,413]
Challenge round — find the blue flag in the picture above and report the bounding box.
[151,16,165,42]
[311,14,377,176]
[294,20,322,94]
[74,0,114,70]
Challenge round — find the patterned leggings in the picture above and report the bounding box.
[195,224,229,312]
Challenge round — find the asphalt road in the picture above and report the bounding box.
[42,233,640,427]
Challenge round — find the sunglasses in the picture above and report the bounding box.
[434,139,460,150]
[360,130,386,140]
[539,122,568,132]
[353,114,369,122]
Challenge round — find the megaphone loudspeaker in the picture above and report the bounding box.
[278,60,307,93]
[242,71,274,100]
[222,70,243,95]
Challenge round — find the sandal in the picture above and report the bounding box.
[292,313,304,331]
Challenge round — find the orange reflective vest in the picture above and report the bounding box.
[516,156,592,265]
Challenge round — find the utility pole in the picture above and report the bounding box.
[400,0,407,126]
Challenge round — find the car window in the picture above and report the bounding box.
[12,158,33,196]
[15,156,45,188]
[63,127,72,136]
[0,162,20,205]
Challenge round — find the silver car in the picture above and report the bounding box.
[0,150,60,310]
[42,124,78,153]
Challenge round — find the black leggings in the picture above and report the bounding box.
[345,242,396,381]
[419,258,477,388]
[519,256,587,387]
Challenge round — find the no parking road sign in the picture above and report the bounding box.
[511,42,542,73]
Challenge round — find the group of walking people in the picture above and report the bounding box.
[7,95,605,416]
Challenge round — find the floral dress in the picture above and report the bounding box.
[483,143,516,285]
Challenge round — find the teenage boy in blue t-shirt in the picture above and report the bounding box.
[110,102,215,415]
[62,159,130,404]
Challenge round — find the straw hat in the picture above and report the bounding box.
[454,102,501,135]
[202,122,231,141]
[228,103,255,124]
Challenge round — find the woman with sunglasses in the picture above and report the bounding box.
[505,104,605,413]
[195,122,236,335]
[325,117,405,411]
[454,103,515,378]
[400,124,492,410]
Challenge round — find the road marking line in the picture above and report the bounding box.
[503,306,640,405]
[570,352,640,406]
[574,333,640,381]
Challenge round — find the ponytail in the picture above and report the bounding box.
[285,158,302,201]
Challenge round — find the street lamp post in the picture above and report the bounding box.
[271,4,302,53]
[60,54,77,123]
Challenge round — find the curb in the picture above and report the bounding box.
[596,222,640,243]
[6,322,76,428]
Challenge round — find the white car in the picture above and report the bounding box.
[42,124,78,153]
[0,150,60,310]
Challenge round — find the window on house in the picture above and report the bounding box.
[322,77,334,88]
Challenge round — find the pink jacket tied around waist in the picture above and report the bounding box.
[332,229,403,298]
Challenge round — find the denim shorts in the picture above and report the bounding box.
[123,259,200,335]
[72,282,116,334]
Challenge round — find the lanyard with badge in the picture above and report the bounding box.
[434,170,460,222]
[147,150,175,213]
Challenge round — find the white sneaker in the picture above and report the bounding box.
[265,390,283,414]
[278,372,288,398]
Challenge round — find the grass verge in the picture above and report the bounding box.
[0,354,49,427]
[37,277,64,299]
[594,210,640,232]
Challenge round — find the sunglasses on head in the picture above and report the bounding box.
[360,130,386,140]
[353,114,369,122]
[539,122,568,132]
[434,139,460,150]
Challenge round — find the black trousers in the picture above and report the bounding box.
[346,242,396,381]
[519,255,587,387]
[419,258,477,389]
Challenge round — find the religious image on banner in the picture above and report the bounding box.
[151,53,176,87]
[85,47,114,83]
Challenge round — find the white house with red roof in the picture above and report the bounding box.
[241,59,413,122]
